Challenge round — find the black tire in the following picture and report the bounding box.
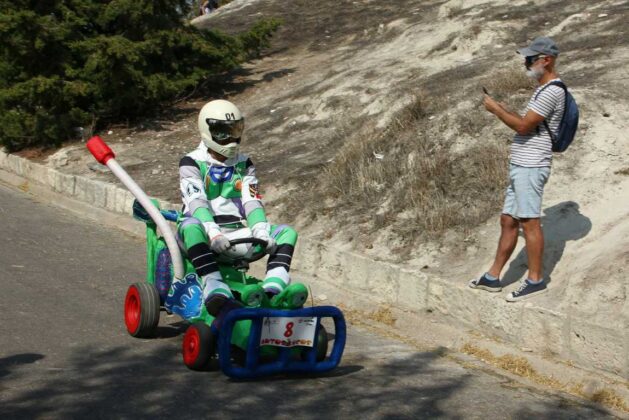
[231,345,247,367]
[315,324,329,361]
[182,322,216,371]
[301,324,328,362]
[124,282,160,338]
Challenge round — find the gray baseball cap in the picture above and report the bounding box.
[517,36,559,57]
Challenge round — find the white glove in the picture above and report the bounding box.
[252,222,276,254]
[210,234,231,254]
[203,221,231,254]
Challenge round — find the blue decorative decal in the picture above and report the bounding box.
[155,248,173,303]
[209,166,234,183]
[165,273,203,319]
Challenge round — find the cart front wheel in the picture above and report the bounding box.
[183,322,216,371]
[124,283,160,337]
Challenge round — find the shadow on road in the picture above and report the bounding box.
[0,343,463,418]
[0,353,44,379]
[0,340,611,419]
[154,320,188,339]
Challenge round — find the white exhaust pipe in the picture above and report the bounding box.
[86,136,185,281]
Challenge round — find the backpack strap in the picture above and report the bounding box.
[534,80,567,143]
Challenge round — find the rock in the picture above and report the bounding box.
[466,245,478,255]
[49,150,69,167]
[581,379,604,397]
[88,162,110,173]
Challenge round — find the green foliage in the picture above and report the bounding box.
[0,0,280,151]
[238,18,282,59]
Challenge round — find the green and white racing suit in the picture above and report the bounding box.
[178,142,297,303]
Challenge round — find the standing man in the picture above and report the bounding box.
[469,36,565,302]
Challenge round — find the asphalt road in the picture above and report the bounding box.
[0,183,614,419]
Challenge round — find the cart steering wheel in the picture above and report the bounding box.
[225,237,269,264]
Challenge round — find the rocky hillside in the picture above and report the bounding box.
[37,0,629,326]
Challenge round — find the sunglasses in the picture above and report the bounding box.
[525,55,546,69]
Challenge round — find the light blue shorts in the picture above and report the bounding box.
[502,164,551,219]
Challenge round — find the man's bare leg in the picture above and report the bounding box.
[520,218,544,281]
[487,214,520,278]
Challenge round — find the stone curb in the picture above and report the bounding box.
[1,149,626,380]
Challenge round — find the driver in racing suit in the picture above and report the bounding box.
[178,99,300,328]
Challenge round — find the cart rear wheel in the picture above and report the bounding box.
[183,322,216,371]
[124,283,160,338]
[300,324,328,362]
[315,324,329,361]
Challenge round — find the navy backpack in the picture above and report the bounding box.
[535,80,579,152]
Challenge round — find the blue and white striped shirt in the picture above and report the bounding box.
[511,78,565,167]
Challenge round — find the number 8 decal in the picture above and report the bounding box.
[284,322,294,338]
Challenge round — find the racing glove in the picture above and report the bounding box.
[204,222,231,254]
[251,222,276,254]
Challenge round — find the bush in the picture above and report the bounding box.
[0,0,280,151]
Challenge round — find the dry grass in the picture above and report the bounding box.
[461,343,629,412]
[283,63,541,256]
[370,306,396,326]
[316,90,508,244]
[461,343,554,383]
[482,64,536,99]
[589,388,629,409]
[18,181,30,193]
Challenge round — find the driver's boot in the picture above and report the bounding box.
[240,284,264,308]
[269,283,309,309]
[205,294,243,333]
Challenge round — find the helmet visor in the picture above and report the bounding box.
[206,118,244,145]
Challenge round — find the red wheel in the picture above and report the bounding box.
[182,322,216,371]
[124,283,160,337]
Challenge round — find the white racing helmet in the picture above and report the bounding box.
[198,99,244,158]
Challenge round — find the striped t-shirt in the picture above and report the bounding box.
[510,78,565,167]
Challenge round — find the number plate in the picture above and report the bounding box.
[260,316,317,347]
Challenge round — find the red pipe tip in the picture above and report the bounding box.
[86,135,115,165]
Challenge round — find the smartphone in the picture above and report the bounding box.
[482,86,489,95]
